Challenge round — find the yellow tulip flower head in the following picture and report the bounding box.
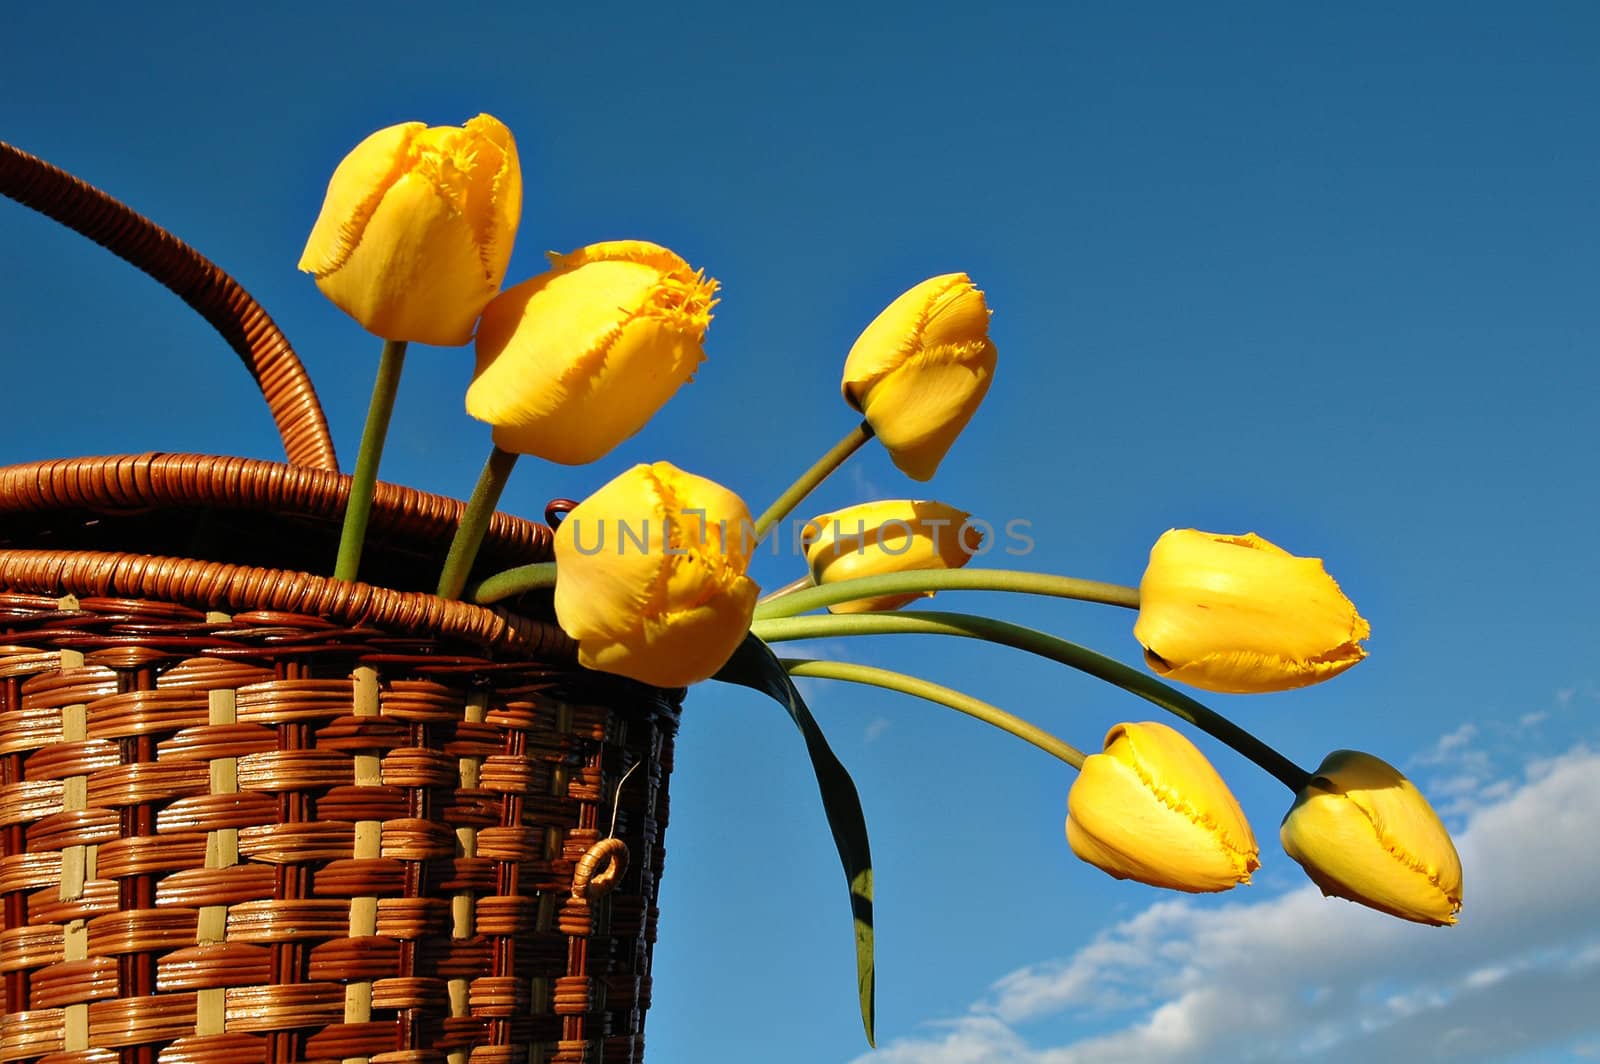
[1133,529,1371,694]
[1066,721,1259,893]
[802,500,983,613]
[553,461,759,687]
[841,273,997,481]
[467,241,718,465]
[1281,750,1463,926]
[299,114,521,346]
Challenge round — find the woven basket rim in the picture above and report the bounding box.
[0,452,573,658]
[0,452,553,562]
[0,548,575,657]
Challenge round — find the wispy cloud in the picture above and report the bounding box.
[1420,723,1478,761]
[856,745,1600,1064]
[1404,684,1598,819]
[1408,723,1498,819]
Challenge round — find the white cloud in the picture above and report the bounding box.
[1419,723,1478,761]
[856,746,1600,1064]
[1406,719,1505,820]
[1462,964,1509,990]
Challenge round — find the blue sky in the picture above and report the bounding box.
[3,3,1597,1061]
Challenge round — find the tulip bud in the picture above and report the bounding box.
[466,241,718,465]
[1067,721,1259,893]
[1281,750,1463,926]
[553,461,759,687]
[802,500,982,613]
[1133,529,1370,695]
[841,273,997,481]
[299,114,521,346]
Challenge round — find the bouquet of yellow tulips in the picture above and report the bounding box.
[304,113,1461,1045]
[2,112,1462,1057]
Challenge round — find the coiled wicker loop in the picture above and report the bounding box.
[571,840,629,903]
[0,141,337,472]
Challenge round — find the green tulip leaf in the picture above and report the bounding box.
[712,633,876,1047]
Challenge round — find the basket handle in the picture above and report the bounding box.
[1,140,339,472]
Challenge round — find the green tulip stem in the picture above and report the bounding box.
[782,658,1085,769]
[436,445,521,600]
[752,420,876,543]
[468,560,558,604]
[749,610,1313,792]
[753,568,1140,621]
[334,339,408,582]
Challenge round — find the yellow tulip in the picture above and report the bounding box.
[1133,529,1371,694]
[466,241,718,465]
[841,273,997,481]
[299,114,521,346]
[1281,750,1463,925]
[553,461,759,687]
[802,500,982,613]
[1066,721,1259,893]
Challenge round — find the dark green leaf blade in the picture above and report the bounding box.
[713,633,876,1046]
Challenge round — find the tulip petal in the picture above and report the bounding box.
[804,500,981,613]
[1134,529,1371,694]
[553,462,758,687]
[581,567,760,686]
[468,241,717,464]
[421,114,520,282]
[854,343,995,481]
[1067,721,1258,893]
[316,171,503,346]
[1281,751,1463,925]
[298,114,521,346]
[299,122,421,276]
[842,273,987,385]
[841,273,996,481]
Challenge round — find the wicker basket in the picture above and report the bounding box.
[1,143,679,1064]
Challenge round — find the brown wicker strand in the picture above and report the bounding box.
[0,141,337,472]
[0,551,573,659]
[0,455,553,568]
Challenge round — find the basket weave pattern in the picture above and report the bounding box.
[0,594,677,1064]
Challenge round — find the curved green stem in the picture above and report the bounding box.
[782,658,1084,769]
[750,611,1311,792]
[334,338,407,582]
[436,445,520,600]
[752,420,875,542]
[754,568,1139,621]
[469,560,558,604]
